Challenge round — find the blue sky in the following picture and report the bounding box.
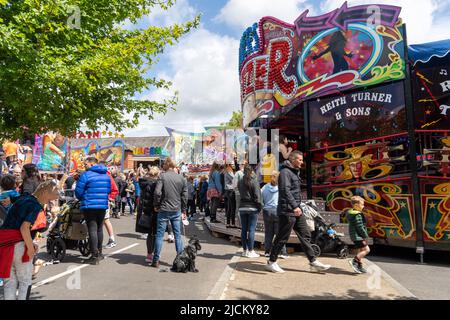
[122,0,450,136]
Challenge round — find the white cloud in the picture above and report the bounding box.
[322,0,450,44]
[215,0,313,30]
[123,27,240,136]
[120,0,197,30]
[145,0,197,27]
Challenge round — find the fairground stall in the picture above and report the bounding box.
[239,2,449,253]
[409,39,450,251]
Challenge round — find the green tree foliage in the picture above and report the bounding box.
[0,0,200,139]
[221,110,243,129]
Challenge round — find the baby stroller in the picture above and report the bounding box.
[310,215,349,259]
[46,199,90,262]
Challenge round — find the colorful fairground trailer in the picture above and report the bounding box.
[239,2,449,255]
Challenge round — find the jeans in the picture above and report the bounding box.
[84,209,107,256]
[239,209,259,251]
[225,190,236,225]
[270,214,316,263]
[146,213,158,255]
[204,200,211,217]
[126,197,134,214]
[3,242,33,300]
[263,209,287,255]
[153,211,184,263]
[187,199,196,217]
[210,197,220,220]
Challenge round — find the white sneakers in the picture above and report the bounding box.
[247,250,260,258]
[279,254,289,260]
[242,250,260,258]
[265,259,331,274]
[310,260,331,272]
[265,261,285,273]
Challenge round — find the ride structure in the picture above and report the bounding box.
[239,2,449,254]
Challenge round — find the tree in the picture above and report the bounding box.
[0,0,200,139]
[221,110,243,129]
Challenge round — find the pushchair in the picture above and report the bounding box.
[46,199,90,262]
[310,215,349,259]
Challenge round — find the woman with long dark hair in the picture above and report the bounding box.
[20,164,41,195]
[137,166,160,264]
[238,165,262,258]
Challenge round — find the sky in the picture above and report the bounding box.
[121,0,450,137]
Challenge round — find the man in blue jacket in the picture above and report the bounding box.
[75,157,111,265]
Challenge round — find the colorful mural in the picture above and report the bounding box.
[421,181,450,243]
[33,133,69,172]
[240,2,405,127]
[69,140,125,172]
[315,180,416,241]
[311,137,409,185]
[166,128,203,165]
[411,41,450,130]
[202,127,227,164]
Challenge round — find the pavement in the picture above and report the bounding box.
[216,251,417,300]
[1,210,448,300]
[368,246,450,300]
[7,213,239,300]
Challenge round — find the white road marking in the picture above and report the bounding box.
[32,243,140,289]
[207,252,241,300]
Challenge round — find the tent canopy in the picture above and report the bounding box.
[408,39,450,66]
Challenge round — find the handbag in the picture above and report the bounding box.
[207,188,220,200]
[300,201,320,232]
[138,213,152,229]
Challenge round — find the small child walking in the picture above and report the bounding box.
[346,196,370,274]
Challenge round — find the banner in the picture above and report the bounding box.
[309,81,407,148]
[202,127,227,164]
[70,140,125,172]
[33,133,69,172]
[166,128,203,165]
[239,2,405,127]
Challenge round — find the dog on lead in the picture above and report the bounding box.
[171,236,201,273]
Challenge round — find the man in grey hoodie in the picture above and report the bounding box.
[152,158,188,268]
[261,171,288,259]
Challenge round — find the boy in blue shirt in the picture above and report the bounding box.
[0,175,20,212]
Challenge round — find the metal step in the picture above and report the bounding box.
[205,217,372,246]
[319,211,341,224]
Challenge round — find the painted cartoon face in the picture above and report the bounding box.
[54,134,65,147]
[349,161,363,179]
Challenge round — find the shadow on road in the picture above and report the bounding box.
[229,260,358,276]
[370,245,450,267]
[198,252,235,261]
[231,287,418,300]
[108,252,172,268]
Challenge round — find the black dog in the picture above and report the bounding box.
[171,236,201,273]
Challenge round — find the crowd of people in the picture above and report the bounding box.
[0,141,372,300]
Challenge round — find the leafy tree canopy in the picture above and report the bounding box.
[0,0,200,139]
[220,110,243,129]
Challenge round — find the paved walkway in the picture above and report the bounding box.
[218,251,417,300]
